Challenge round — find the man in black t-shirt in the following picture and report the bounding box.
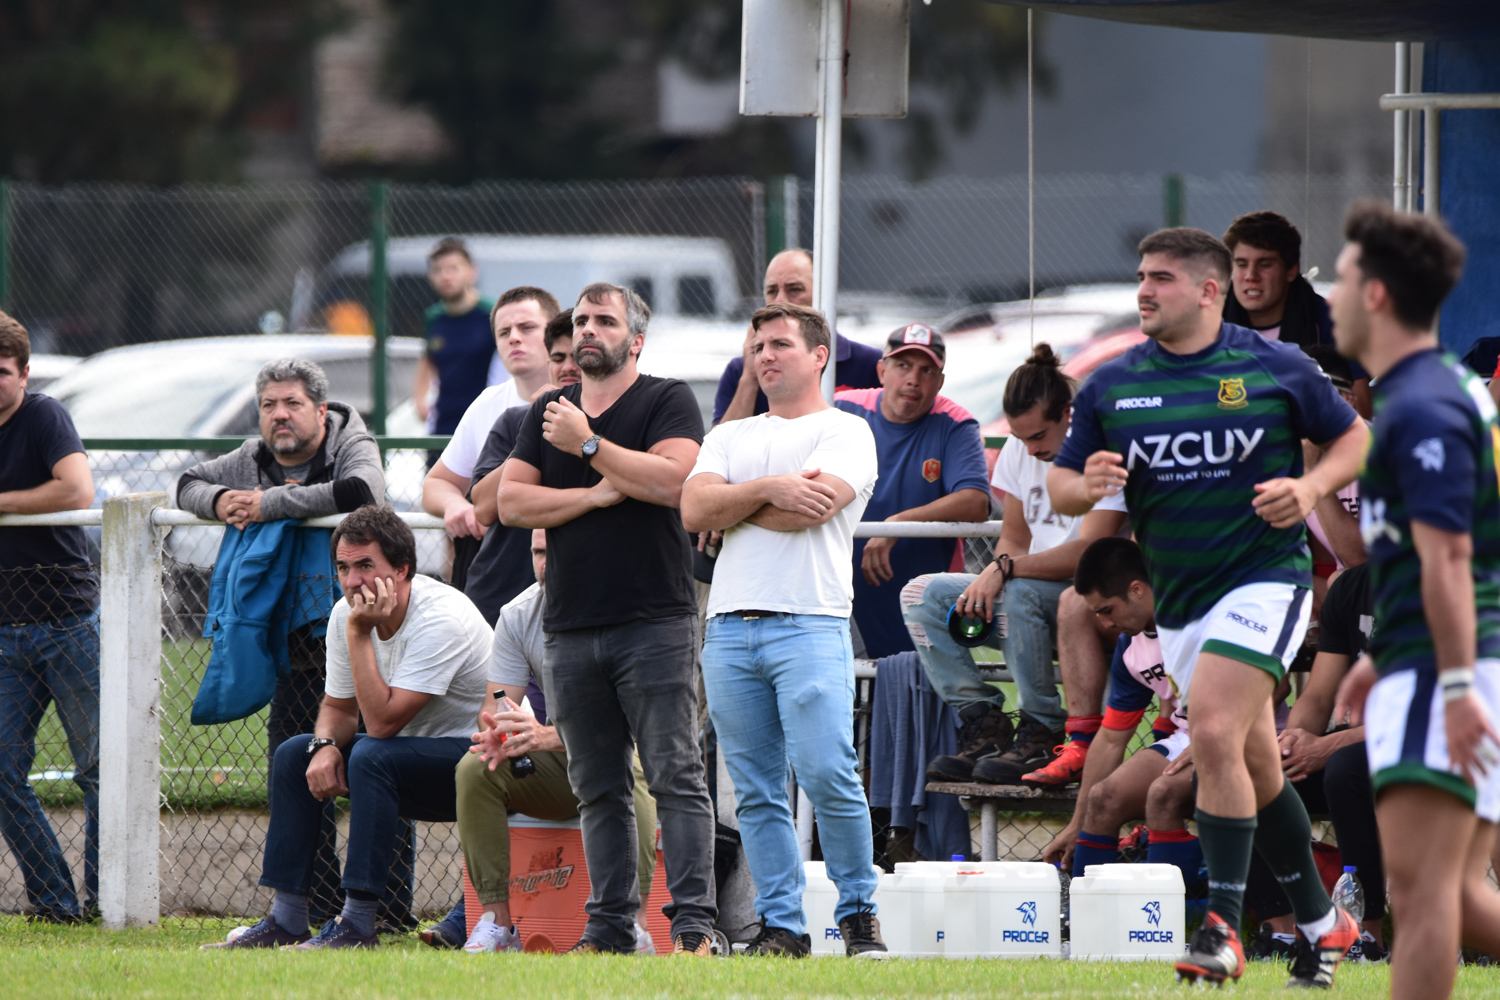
[0,312,100,923]
[500,282,716,955]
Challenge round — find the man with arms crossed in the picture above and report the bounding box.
[1049,228,1367,987]
[1332,203,1500,1000]
[682,302,886,959]
[499,283,716,955]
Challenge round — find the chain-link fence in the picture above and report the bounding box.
[5,173,1389,361]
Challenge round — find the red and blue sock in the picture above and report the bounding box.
[1072,831,1119,876]
[1147,827,1203,886]
[1065,715,1102,746]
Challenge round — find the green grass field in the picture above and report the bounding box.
[2,919,1496,1000]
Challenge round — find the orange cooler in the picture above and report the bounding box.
[463,814,673,953]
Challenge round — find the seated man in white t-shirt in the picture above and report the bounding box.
[206,504,490,951]
[906,344,1127,785]
[682,302,887,959]
[422,287,561,550]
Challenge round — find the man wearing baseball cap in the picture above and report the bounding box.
[834,324,990,658]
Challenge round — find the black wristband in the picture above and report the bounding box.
[993,553,1015,586]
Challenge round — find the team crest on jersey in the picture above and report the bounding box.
[922,458,942,482]
[1217,378,1248,409]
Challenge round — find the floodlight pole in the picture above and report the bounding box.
[812,0,844,404]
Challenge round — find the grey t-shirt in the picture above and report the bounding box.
[325,574,492,738]
[487,582,550,724]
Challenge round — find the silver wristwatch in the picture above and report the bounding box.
[581,433,603,461]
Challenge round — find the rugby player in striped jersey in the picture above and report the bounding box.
[1331,203,1500,1000]
[1048,228,1368,986]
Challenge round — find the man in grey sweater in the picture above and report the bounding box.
[176,358,384,920]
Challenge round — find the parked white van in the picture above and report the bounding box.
[317,234,742,340]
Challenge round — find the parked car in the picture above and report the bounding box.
[47,336,429,612]
[27,353,81,391]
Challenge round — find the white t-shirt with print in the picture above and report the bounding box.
[325,574,493,738]
[439,380,524,479]
[990,434,1126,555]
[691,407,879,618]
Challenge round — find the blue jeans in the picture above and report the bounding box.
[901,574,1067,730]
[0,611,100,916]
[260,733,467,898]
[702,613,879,935]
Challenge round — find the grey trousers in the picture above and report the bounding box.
[545,615,717,949]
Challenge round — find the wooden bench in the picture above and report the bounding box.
[925,781,1079,861]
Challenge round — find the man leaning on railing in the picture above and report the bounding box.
[0,310,100,924]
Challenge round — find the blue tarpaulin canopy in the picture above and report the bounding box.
[981,1,1500,42]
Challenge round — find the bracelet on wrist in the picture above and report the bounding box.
[1440,667,1476,702]
[992,553,1015,586]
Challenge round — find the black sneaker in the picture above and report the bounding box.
[1246,922,1296,961]
[1286,906,1359,989]
[1352,933,1388,963]
[837,904,889,959]
[1174,911,1245,984]
[971,712,1064,785]
[926,702,1015,781]
[743,924,811,957]
[199,915,312,950]
[290,916,379,950]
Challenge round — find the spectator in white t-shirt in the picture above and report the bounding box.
[421,287,561,556]
[682,302,887,960]
[207,505,491,952]
[907,344,1127,786]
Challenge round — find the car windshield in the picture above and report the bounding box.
[47,352,266,437]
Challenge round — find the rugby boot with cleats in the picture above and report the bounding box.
[742,924,811,957]
[1246,922,1296,962]
[1286,906,1360,988]
[672,930,713,956]
[1021,739,1088,788]
[926,703,1014,781]
[972,712,1064,785]
[1175,911,1246,985]
[838,905,889,959]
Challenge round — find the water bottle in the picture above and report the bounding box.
[1331,866,1364,924]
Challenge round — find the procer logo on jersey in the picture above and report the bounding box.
[1115,396,1164,411]
[1128,900,1174,943]
[1124,429,1265,474]
[1001,900,1050,943]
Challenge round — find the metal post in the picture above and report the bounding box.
[99,492,165,929]
[812,0,844,403]
[784,175,801,249]
[765,175,787,264]
[369,181,390,435]
[0,178,9,311]
[1394,43,1411,210]
[1422,107,1440,218]
[1163,174,1185,229]
[796,785,816,862]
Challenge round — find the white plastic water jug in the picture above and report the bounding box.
[874,868,946,957]
[802,861,843,955]
[941,862,1062,959]
[1069,863,1185,961]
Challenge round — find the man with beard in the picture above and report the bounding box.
[499,283,717,955]
[177,359,384,920]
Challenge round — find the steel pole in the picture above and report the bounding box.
[1394,43,1411,210]
[369,181,390,435]
[812,0,844,403]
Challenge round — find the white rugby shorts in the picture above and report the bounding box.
[1365,659,1500,821]
[1157,582,1311,710]
[1145,728,1191,763]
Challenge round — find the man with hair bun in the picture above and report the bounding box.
[1050,227,1368,987]
[906,342,1128,787]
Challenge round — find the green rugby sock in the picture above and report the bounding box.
[1252,779,1333,925]
[1195,809,1257,932]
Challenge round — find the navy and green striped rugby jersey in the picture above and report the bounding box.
[1359,348,1500,676]
[1055,322,1357,629]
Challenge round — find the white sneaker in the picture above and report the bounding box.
[635,922,656,955]
[464,912,523,953]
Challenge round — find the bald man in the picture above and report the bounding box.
[713,249,883,425]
